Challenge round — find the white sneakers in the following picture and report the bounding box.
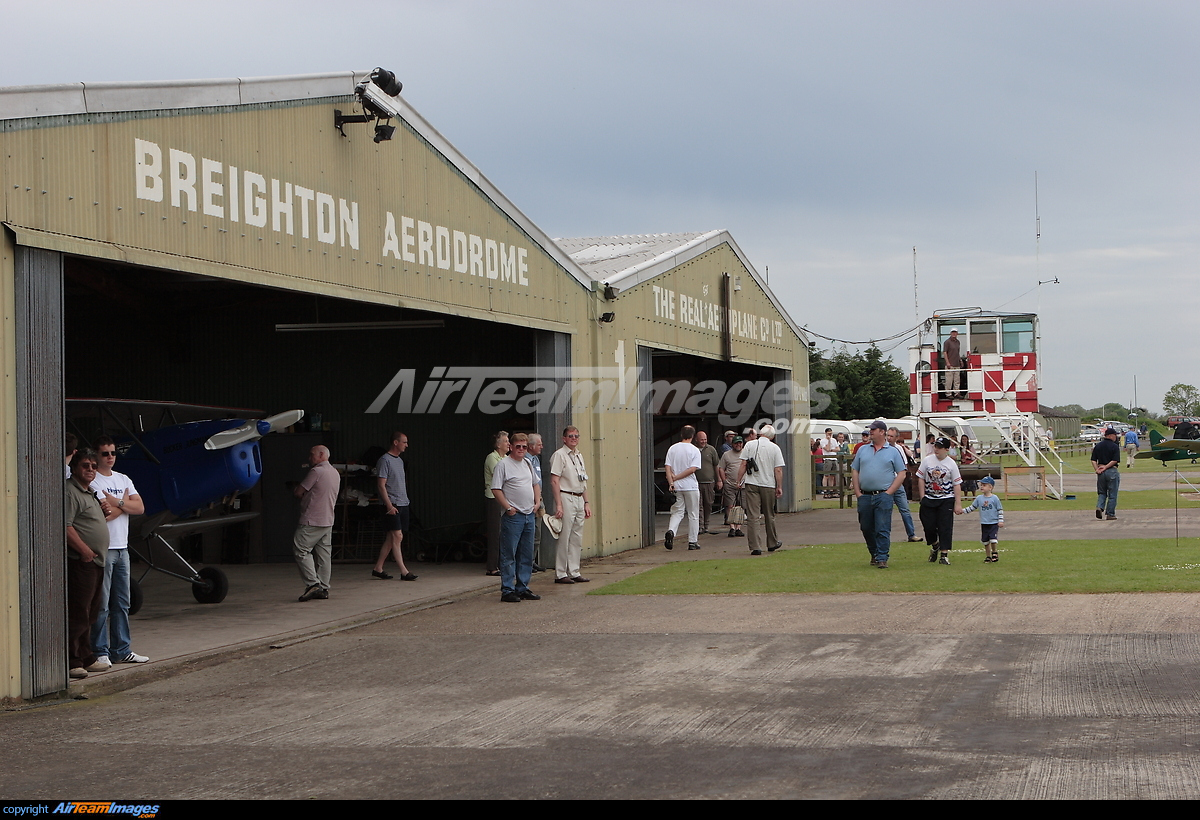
[72,652,148,681]
[85,655,112,672]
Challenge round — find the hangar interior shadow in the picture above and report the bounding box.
[62,255,542,565]
[646,349,785,511]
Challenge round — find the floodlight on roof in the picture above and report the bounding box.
[334,67,403,141]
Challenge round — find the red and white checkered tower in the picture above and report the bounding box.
[909,310,1040,415]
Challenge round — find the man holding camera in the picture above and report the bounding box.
[737,425,786,556]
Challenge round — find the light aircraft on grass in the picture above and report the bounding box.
[1134,423,1200,466]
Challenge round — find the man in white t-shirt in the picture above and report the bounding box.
[89,436,148,669]
[492,433,542,603]
[917,436,964,565]
[738,425,786,555]
[663,426,703,551]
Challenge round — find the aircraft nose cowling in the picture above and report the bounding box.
[226,442,264,492]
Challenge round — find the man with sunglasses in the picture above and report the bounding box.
[89,436,147,669]
[65,449,112,679]
[491,433,542,603]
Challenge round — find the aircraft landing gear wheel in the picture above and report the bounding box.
[192,566,229,604]
[128,575,144,616]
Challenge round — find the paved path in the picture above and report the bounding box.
[4,506,1200,799]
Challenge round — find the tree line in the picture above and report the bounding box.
[808,345,910,420]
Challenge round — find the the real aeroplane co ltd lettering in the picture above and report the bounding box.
[133,138,531,287]
[651,285,784,345]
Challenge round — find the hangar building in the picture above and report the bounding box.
[0,71,811,699]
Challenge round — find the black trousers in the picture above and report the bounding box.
[919,496,957,552]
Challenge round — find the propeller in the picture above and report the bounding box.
[204,409,305,450]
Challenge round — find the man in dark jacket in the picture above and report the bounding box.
[1091,428,1122,520]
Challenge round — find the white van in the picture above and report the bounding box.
[804,419,861,441]
[851,417,919,444]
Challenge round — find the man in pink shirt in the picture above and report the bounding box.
[293,445,341,601]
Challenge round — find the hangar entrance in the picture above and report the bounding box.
[60,254,569,570]
[636,345,793,546]
[18,245,572,695]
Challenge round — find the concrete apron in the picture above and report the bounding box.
[67,503,1200,700]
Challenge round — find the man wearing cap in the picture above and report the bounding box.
[1091,427,1122,520]
[943,329,963,398]
[852,421,908,569]
[719,436,746,536]
[918,436,964,564]
[853,429,871,455]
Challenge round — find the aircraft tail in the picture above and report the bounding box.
[1150,430,1165,446]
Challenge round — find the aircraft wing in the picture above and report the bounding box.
[1157,439,1200,452]
[1135,439,1200,458]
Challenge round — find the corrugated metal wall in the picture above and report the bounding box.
[15,246,66,698]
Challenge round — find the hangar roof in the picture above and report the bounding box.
[0,71,593,289]
[555,230,807,343]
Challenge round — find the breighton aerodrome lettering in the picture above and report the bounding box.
[133,138,531,286]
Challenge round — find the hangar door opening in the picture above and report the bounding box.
[637,345,793,547]
[62,254,568,571]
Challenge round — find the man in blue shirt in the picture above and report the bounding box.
[852,420,908,569]
[1123,428,1140,468]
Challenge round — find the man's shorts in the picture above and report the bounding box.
[385,505,410,532]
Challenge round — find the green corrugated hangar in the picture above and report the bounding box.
[0,70,811,700]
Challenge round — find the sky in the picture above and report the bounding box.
[2,0,1196,413]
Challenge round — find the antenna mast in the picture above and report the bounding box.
[1035,171,1041,272]
[913,246,919,329]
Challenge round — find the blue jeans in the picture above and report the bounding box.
[1097,467,1120,516]
[893,486,916,538]
[90,547,132,658]
[499,511,536,595]
[857,492,894,563]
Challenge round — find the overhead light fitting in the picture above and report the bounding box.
[603,284,617,300]
[598,312,616,324]
[335,67,403,141]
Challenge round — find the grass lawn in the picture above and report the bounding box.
[986,490,1200,512]
[807,489,1200,512]
[593,538,1200,596]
